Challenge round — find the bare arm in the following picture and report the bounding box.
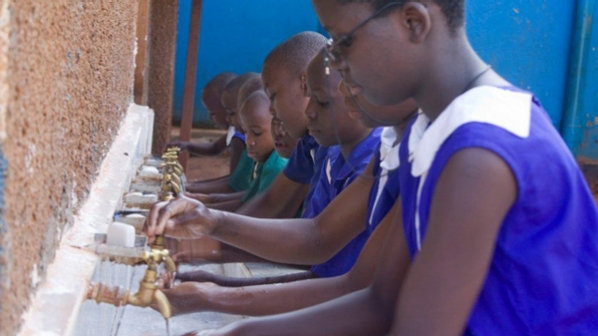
[205,191,246,204]
[229,137,245,173]
[391,148,516,336]
[145,158,376,265]
[207,201,410,336]
[235,173,308,219]
[186,177,235,194]
[167,134,228,157]
[206,198,244,212]
[171,237,272,265]
[163,206,394,317]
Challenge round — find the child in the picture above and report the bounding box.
[234,32,330,219]
[147,50,385,281]
[211,73,261,194]
[176,51,382,280]
[270,115,298,159]
[153,82,418,326]
[204,90,289,212]
[240,91,289,202]
[303,51,382,277]
[197,1,597,335]
[187,73,267,202]
[153,33,330,271]
[166,73,245,192]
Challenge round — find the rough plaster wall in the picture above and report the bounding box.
[148,0,178,154]
[0,1,138,335]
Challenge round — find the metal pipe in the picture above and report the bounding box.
[561,0,596,155]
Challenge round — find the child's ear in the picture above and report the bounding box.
[300,73,309,97]
[400,2,432,43]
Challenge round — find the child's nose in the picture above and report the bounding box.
[329,54,349,72]
[274,124,285,136]
[304,106,316,119]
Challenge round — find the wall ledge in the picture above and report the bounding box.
[18,104,154,336]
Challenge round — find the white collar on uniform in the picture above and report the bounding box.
[409,86,533,177]
[380,127,400,171]
[226,126,236,146]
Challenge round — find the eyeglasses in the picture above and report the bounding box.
[324,2,401,63]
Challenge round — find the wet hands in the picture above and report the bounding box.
[181,325,239,336]
[144,196,219,243]
[152,282,216,316]
[172,237,223,265]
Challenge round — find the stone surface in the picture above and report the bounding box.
[0,1,140,334]
[17,105,154,336]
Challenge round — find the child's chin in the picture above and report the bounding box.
[250,154,266,163]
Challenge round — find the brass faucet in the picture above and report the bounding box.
[161,148,185,195]
[88,249,176,319]
[86,148,186,318]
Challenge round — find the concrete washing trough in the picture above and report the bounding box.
[16,104,253,336]
[16,103,304,335]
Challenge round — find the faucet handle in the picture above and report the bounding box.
[144,248,177,273]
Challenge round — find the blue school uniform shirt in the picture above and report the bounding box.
[226,126,246,146]
[308,128,382,277]
[284,134,328,204]
[399,86,598,335]
[366,127,402,236]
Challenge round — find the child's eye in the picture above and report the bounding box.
[317,100,330,107]
[339,36,354,49]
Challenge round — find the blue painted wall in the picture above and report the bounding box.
[173,0,321,124]
[562,0,598,158]
[466,1,576,128]
[173,1,597,160]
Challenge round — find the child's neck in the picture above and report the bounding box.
[339,128,371,159]
[393,109,418,143]
[257,148,275,164]
[414,33,508,122]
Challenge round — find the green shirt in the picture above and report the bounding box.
[228,149,255,192]
[241,151,288,203]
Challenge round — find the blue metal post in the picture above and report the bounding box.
[562,0,596,155]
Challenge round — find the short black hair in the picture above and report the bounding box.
[336,0,465,30]
[224,72,259,98]
[238,74,263,109]
[204,72,238,95]
[264,31,328,78]
[240,90,270,117]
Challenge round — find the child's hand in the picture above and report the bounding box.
[144,196,219,242]
[152,282,217,317]
[172,237,222,265]
[182,324,240,336]
[156,272,177,289]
